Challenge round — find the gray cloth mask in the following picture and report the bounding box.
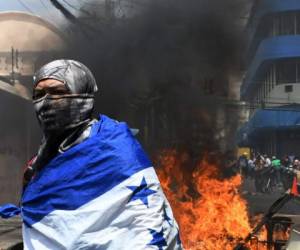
[32,60,98,135]
[33,94,94,133]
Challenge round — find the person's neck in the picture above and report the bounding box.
[34,119,93,172]
[44,119,92,142]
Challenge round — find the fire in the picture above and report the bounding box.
[156,149,264,249]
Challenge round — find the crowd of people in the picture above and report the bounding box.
[237,153,300,193]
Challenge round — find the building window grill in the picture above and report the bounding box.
[297,12,300,34]
[253,11,300,50]
[271,12,298,36]
[285,85,293,93]
[250,60,300,103]
[276,60,297,84]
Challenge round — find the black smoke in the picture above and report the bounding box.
[61,0,249,155]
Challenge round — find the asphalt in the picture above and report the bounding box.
[241,178,300,215]
[0,216,22,250]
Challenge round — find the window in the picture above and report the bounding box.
[269,12,299,37]
[285,85,293,93]
[297,59,300,82]
[279,13,295,35]
[297,12,300,34]
[276,60,297,84]
[250,12,300,62]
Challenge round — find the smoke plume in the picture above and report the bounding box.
[61,0,249,155]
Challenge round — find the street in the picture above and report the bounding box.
[241,177,300,215]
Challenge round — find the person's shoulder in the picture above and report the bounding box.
[98,114,133,138]
[95,114,152,167]
[95,114,143,152]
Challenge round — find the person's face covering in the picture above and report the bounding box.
[33,79,95,133]
[32,60,98,135]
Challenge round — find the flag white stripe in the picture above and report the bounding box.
[23,167,182,250]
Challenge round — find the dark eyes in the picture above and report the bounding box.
[32,88,69,100]
[33,89,46,100]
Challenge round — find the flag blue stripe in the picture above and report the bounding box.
[0,204,21,218]
[21,115,151,227]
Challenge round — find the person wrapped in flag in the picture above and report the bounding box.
[0,60,183,250]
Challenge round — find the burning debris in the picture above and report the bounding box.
[155,150,294,249]
[156,150,251,249]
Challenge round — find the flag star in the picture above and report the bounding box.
[127,177,156,207]
[163,203,172,226]
[148,228,167,250]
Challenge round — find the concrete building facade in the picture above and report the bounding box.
[238,0,300,157]
[0,11,65,99]
[0,12,65,204]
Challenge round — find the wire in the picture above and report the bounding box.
[40,0,52,14]
[48,0,77,23]
[61,0,80,11]
[198,94,300,112]
[79,0,106,6]
[80,0,148,8]
[39,0,56,20]
[17,0,35,14]
[241,80,300,97]
[48,0,102,37]
[248,106,300,112]
[61,0,94,17]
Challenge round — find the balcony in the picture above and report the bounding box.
[247,0,300,50]
[241,35,300,99]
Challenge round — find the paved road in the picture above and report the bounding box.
[241,178,300,215]
[0,217,22,250]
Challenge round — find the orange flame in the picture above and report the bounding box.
[156,149,267,250]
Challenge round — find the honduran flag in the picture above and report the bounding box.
[0,115,183,250]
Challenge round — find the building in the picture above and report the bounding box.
[238,0,300,157]
[0,11,66,204]
[0,11,66,99]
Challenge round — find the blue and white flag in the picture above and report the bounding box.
[1,115,182,250]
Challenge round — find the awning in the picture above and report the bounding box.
[237,107,300,146]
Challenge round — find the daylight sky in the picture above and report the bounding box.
[0,0,85,29]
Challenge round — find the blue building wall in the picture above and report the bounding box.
[248,0,300,37]
[238,0,300,157]
[241,35,300,98]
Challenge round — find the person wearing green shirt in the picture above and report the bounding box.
[272,156,281,186]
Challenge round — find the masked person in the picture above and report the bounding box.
[0,60,182,250]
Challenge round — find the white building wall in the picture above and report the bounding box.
[0,12,66,204]
[267,84,300,105]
